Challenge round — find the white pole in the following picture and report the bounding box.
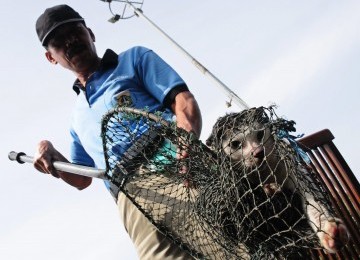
[8,151,106,179]
[124,1,250,109]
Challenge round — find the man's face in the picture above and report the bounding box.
[45,22,98,73]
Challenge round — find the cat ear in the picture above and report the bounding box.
[205,134,214,147]
[206,131,219,151]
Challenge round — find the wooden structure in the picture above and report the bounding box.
[298,129,360,259]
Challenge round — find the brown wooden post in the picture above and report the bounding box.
[298,129,360,259]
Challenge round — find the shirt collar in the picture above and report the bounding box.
[72,49,118,95]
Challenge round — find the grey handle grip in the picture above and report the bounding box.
[8,151,106,179]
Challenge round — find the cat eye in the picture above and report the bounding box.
[230,140,242,150]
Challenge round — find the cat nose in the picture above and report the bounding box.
[252,146,265,159]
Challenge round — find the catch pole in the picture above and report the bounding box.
[102,0,250,109]
[8,151,106,179]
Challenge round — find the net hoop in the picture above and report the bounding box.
[100,106,337,259]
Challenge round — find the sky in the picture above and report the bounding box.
[1,0,359,259]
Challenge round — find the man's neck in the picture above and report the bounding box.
[76,57,101,86]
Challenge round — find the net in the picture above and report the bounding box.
[101,106,335,259]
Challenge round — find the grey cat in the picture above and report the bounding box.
[206,109,349,254]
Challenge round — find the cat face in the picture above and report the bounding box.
[220,122,274,169]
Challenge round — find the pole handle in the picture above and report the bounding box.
[8,151,106,179]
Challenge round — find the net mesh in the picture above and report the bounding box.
[101,106,335,259]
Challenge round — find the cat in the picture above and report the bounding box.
[206,108,349,255]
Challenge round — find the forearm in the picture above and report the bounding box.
[171,91,202,138]
[58,170,92,190]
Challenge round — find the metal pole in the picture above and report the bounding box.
[125,1,250,109]
[8,151,106,179]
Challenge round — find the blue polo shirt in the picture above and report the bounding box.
[69,46,187,174]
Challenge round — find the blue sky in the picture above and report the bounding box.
[1,1,359,259]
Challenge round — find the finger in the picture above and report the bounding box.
[179,163,188,174]
[33,160,47,174]
[180,149,189,158]
[44,162,60,178]
[176,147,189,160]
[49,169,60,178]
[34,158,60,178]
[183,179,190,188]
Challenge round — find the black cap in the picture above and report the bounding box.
[36,5,85,46]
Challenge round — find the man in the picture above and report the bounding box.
[34,5,202,259]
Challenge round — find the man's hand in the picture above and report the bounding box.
[33,140,92,190]
[171,91,202,187]
[171,91,202,138]
[34,140,63,178]
[176,136,193,188]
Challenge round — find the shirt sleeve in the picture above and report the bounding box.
[136,49,188,106]
[70,128,95,167]
[163,84,189,109]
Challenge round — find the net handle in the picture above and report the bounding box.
[113,0,250,109]
[8,108,169,180]
[8,151,106,179]
[8,107,192,180]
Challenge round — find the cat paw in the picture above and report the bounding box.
[263,183,281,196]
[319,218,349,254]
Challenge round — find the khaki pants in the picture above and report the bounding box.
[115,164,244,260]
[117,191,193,260]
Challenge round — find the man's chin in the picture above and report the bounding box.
[68,47,93,60]
[70,55,94,70]
[69,51,87,62]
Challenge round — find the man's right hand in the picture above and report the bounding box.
[34,140,65,178]
[33,140,92,190]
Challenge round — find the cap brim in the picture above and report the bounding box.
[42,18,85,45]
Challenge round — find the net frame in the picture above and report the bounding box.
[100,106,339,259]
